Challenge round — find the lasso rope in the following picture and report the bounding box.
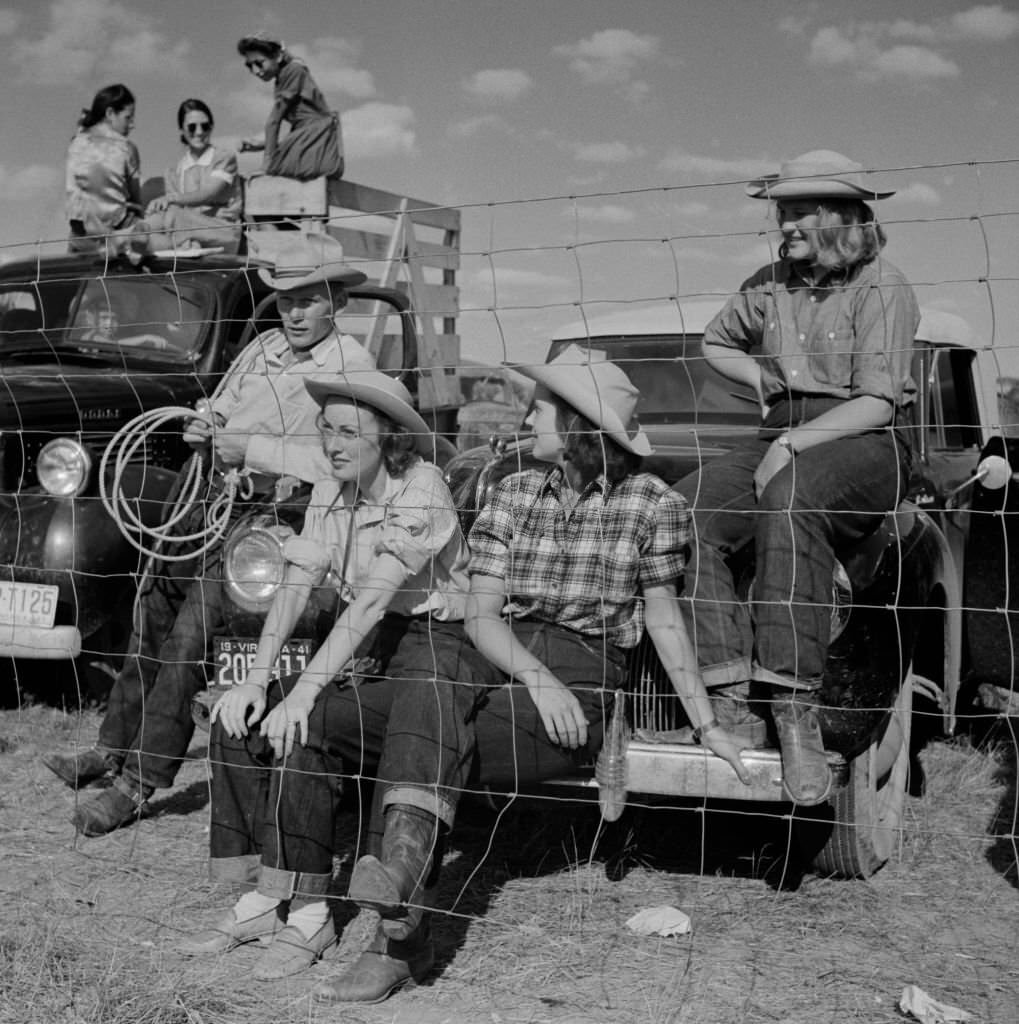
[98,405,256,563]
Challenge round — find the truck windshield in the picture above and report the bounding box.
[0,274,213,362]
[546,335,759,425]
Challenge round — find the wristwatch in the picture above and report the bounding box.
[692,717,720,745]
[776,434,796,455]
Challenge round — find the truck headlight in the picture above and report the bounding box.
[37,438,92,497]
[224,522,287,613]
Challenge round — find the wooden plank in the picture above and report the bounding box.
[329,179,460,233]
[329,226,459,271]
[399,283,459,319]
[244,176,329,217]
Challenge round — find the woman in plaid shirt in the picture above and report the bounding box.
[318,347,750,1007]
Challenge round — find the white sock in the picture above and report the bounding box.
[234,890,281,920]
[286,901,330,939]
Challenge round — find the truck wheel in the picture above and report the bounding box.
[800,673,913,879]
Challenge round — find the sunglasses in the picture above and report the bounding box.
[245,59,266,71]
[184,121,212,134]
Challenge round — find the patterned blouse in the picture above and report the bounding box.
[65,124,141,233]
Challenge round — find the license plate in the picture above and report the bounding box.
[0,581,58,628]
[215,637,314,686]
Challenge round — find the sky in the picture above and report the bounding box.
[0,0,1017,374]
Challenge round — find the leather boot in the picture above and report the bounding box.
[71,774,154,836]
[710,682,769,748]
[769,687,832,806]
[43,747,116,789]
[312,917,434,1005]
[348,805,440,922]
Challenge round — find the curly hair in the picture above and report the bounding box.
[777,198,887,270]
[551,396,642,487]
[376,413,420,476]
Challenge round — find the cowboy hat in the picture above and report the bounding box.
[745,150,895,201]
[257,233,368,291]
[304,371,435,455]
[511,345,652,456]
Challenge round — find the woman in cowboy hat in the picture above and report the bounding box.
[674,150,920,806]
[176,370,488,983]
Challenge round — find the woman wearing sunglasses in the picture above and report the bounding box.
[144,98,243,253]
[236,32,344,181]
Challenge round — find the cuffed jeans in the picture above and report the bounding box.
[675,401,910,691]
[209,618,496,898]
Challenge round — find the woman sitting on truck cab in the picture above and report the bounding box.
[674,150,920,806]
[143,99,243,254]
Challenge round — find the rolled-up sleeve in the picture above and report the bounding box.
[282,535,332,583]
[637,489,690,589]
[467,478,517,581]
[703,267,771,353]
[849,265,920,405]
[375,468,459,577]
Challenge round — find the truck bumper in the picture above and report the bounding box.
[0,622,82,659]
[547,741,849,804]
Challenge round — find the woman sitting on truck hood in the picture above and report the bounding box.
[175,371,489,985]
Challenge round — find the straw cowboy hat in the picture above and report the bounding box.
[258,233,368,291]
[304,371,435,455]
[745,150,896,201]
[513,345,652,456]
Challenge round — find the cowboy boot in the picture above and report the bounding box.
[312,917,434,1005]
[710,681,769,748]
[71,774,154,836]
[43,747,116,789]
[347,805,441,922]
[769,686,832,806]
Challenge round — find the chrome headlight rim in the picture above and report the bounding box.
[37,438,93,497]
[223,517,288,613]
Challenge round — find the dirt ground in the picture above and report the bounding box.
[0,699,1016,1024]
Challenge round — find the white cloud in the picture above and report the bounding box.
[289,38,377,100]
[448,114,510,138]
[949,4,1019,40]
[573,141,644,164]
[462,69,533,102]
[660,150,772,182]
[344,102,415,159]
[466,266,571,294]
[0,8,21,35]
[566,203,635,225]
[0,164,61,201]
[671,200,711,217]
[892,182,942,205]
[798,7,1016,83]
[14,0,191,83]
[552,29,660,86]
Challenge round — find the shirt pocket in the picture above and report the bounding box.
[807,323,854,389]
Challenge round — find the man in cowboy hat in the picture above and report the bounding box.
[45,233,378,835]
[674,150,919,806]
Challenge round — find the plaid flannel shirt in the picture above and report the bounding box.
[468,466,690,649]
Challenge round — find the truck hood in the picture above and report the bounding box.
[0,362,197,433]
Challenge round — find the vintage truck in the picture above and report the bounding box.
[440,301,1018,878]
[0,178,463,696]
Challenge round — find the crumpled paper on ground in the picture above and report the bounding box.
[899,985,973,1024]
[625,906,692,937]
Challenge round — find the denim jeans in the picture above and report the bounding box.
[675,402,910,691]
[208,618,497,899]
[469,622,629,791]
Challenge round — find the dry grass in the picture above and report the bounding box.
[0,701,1016,1024]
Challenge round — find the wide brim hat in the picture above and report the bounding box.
[745,150,895,201]
[304,371,435,456]
[258,233,368,291]
[511,345,652,456]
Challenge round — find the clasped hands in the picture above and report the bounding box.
[211,677,321,760]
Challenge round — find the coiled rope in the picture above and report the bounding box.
[98,405,256,562]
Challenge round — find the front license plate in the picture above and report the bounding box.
[215,637,314,686]
[0,581,58,628]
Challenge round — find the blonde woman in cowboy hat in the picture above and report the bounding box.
[46,233,374,836]
[674,150,920,806]
[177,370,487,983]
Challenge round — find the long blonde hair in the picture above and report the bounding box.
[778,199,887,270]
